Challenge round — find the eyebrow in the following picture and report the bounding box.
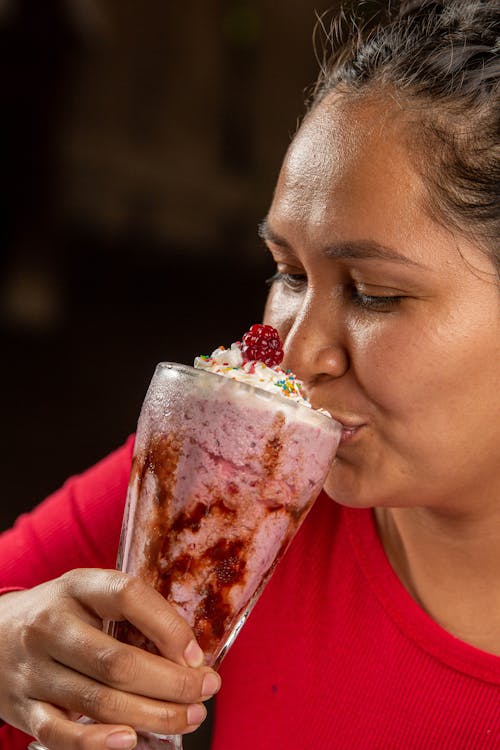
[258,218,424,268]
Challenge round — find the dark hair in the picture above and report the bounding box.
[310,0,499,273]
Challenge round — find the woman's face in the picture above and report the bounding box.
[263,94,500,511]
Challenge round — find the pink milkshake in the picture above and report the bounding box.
[110,326,341,747]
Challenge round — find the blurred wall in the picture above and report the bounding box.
[1,0,341,523]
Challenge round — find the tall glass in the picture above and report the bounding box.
[30,363,341,750]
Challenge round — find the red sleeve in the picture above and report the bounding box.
[0,435,135,590]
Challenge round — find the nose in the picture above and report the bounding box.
[281,293,349,387]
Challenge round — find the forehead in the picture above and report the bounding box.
[268,93,499,281]
[281,93,418,188]
[283,94,369,187]
[270,93,428,253]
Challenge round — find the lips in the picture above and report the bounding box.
[330,416,366,444]
[305,388,366,444]
[339,425,363,444]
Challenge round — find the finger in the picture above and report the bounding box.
[59,569,203,667]
[30,700,138,750]
[33,662,207,737]
[45,611,220,703]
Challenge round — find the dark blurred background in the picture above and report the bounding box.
[0,1,340,746]
[0,0,342,530]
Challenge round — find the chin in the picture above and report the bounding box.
[322,459,380,509]
[322,462,364,508]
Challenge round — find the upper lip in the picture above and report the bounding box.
[329,415,366,429]
[304,389,367,428]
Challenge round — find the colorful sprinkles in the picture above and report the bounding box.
[194,338,309,405]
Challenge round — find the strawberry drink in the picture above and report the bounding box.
[105,327,341,748]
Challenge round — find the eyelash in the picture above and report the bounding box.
[266,272,404,311]
[352,292,403,310]
[265,271,305,290]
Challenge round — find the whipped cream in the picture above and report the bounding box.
[194,342,312,407]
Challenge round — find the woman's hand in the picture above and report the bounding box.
[0,569,221,749]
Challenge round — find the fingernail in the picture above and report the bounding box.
[202,671,221,698]
[184,638,204,667]
[106,731,137,749]
[187,703,207,726]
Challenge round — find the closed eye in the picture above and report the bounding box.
[351,288,404,311]
[265,271,307,291]
[266,270,406,310]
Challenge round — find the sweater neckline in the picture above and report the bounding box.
[344,504,500,686]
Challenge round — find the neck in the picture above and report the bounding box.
[375,504,500,656]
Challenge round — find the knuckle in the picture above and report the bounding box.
[58,568,96,599]
[158,703,179,733]
[175,669,197,703]
[73,725,95,750]
[95,645,138,686]
[58,568,82,591]
[94,689,129,722]
[79,683,107,718]
[162,606,192,643]
[32,712,59,749]
[20,608,53,648]
[113,573,145,606]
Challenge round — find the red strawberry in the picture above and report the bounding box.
[241,324,284,367]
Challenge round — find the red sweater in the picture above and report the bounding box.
[2,439,500,749]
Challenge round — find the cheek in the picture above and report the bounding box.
[350,312,482,429]
[347,317,433,417]
[263,285,302,341]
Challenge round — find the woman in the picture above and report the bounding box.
[0,0,498,748]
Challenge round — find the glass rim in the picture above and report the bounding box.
[154,361,340,432]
